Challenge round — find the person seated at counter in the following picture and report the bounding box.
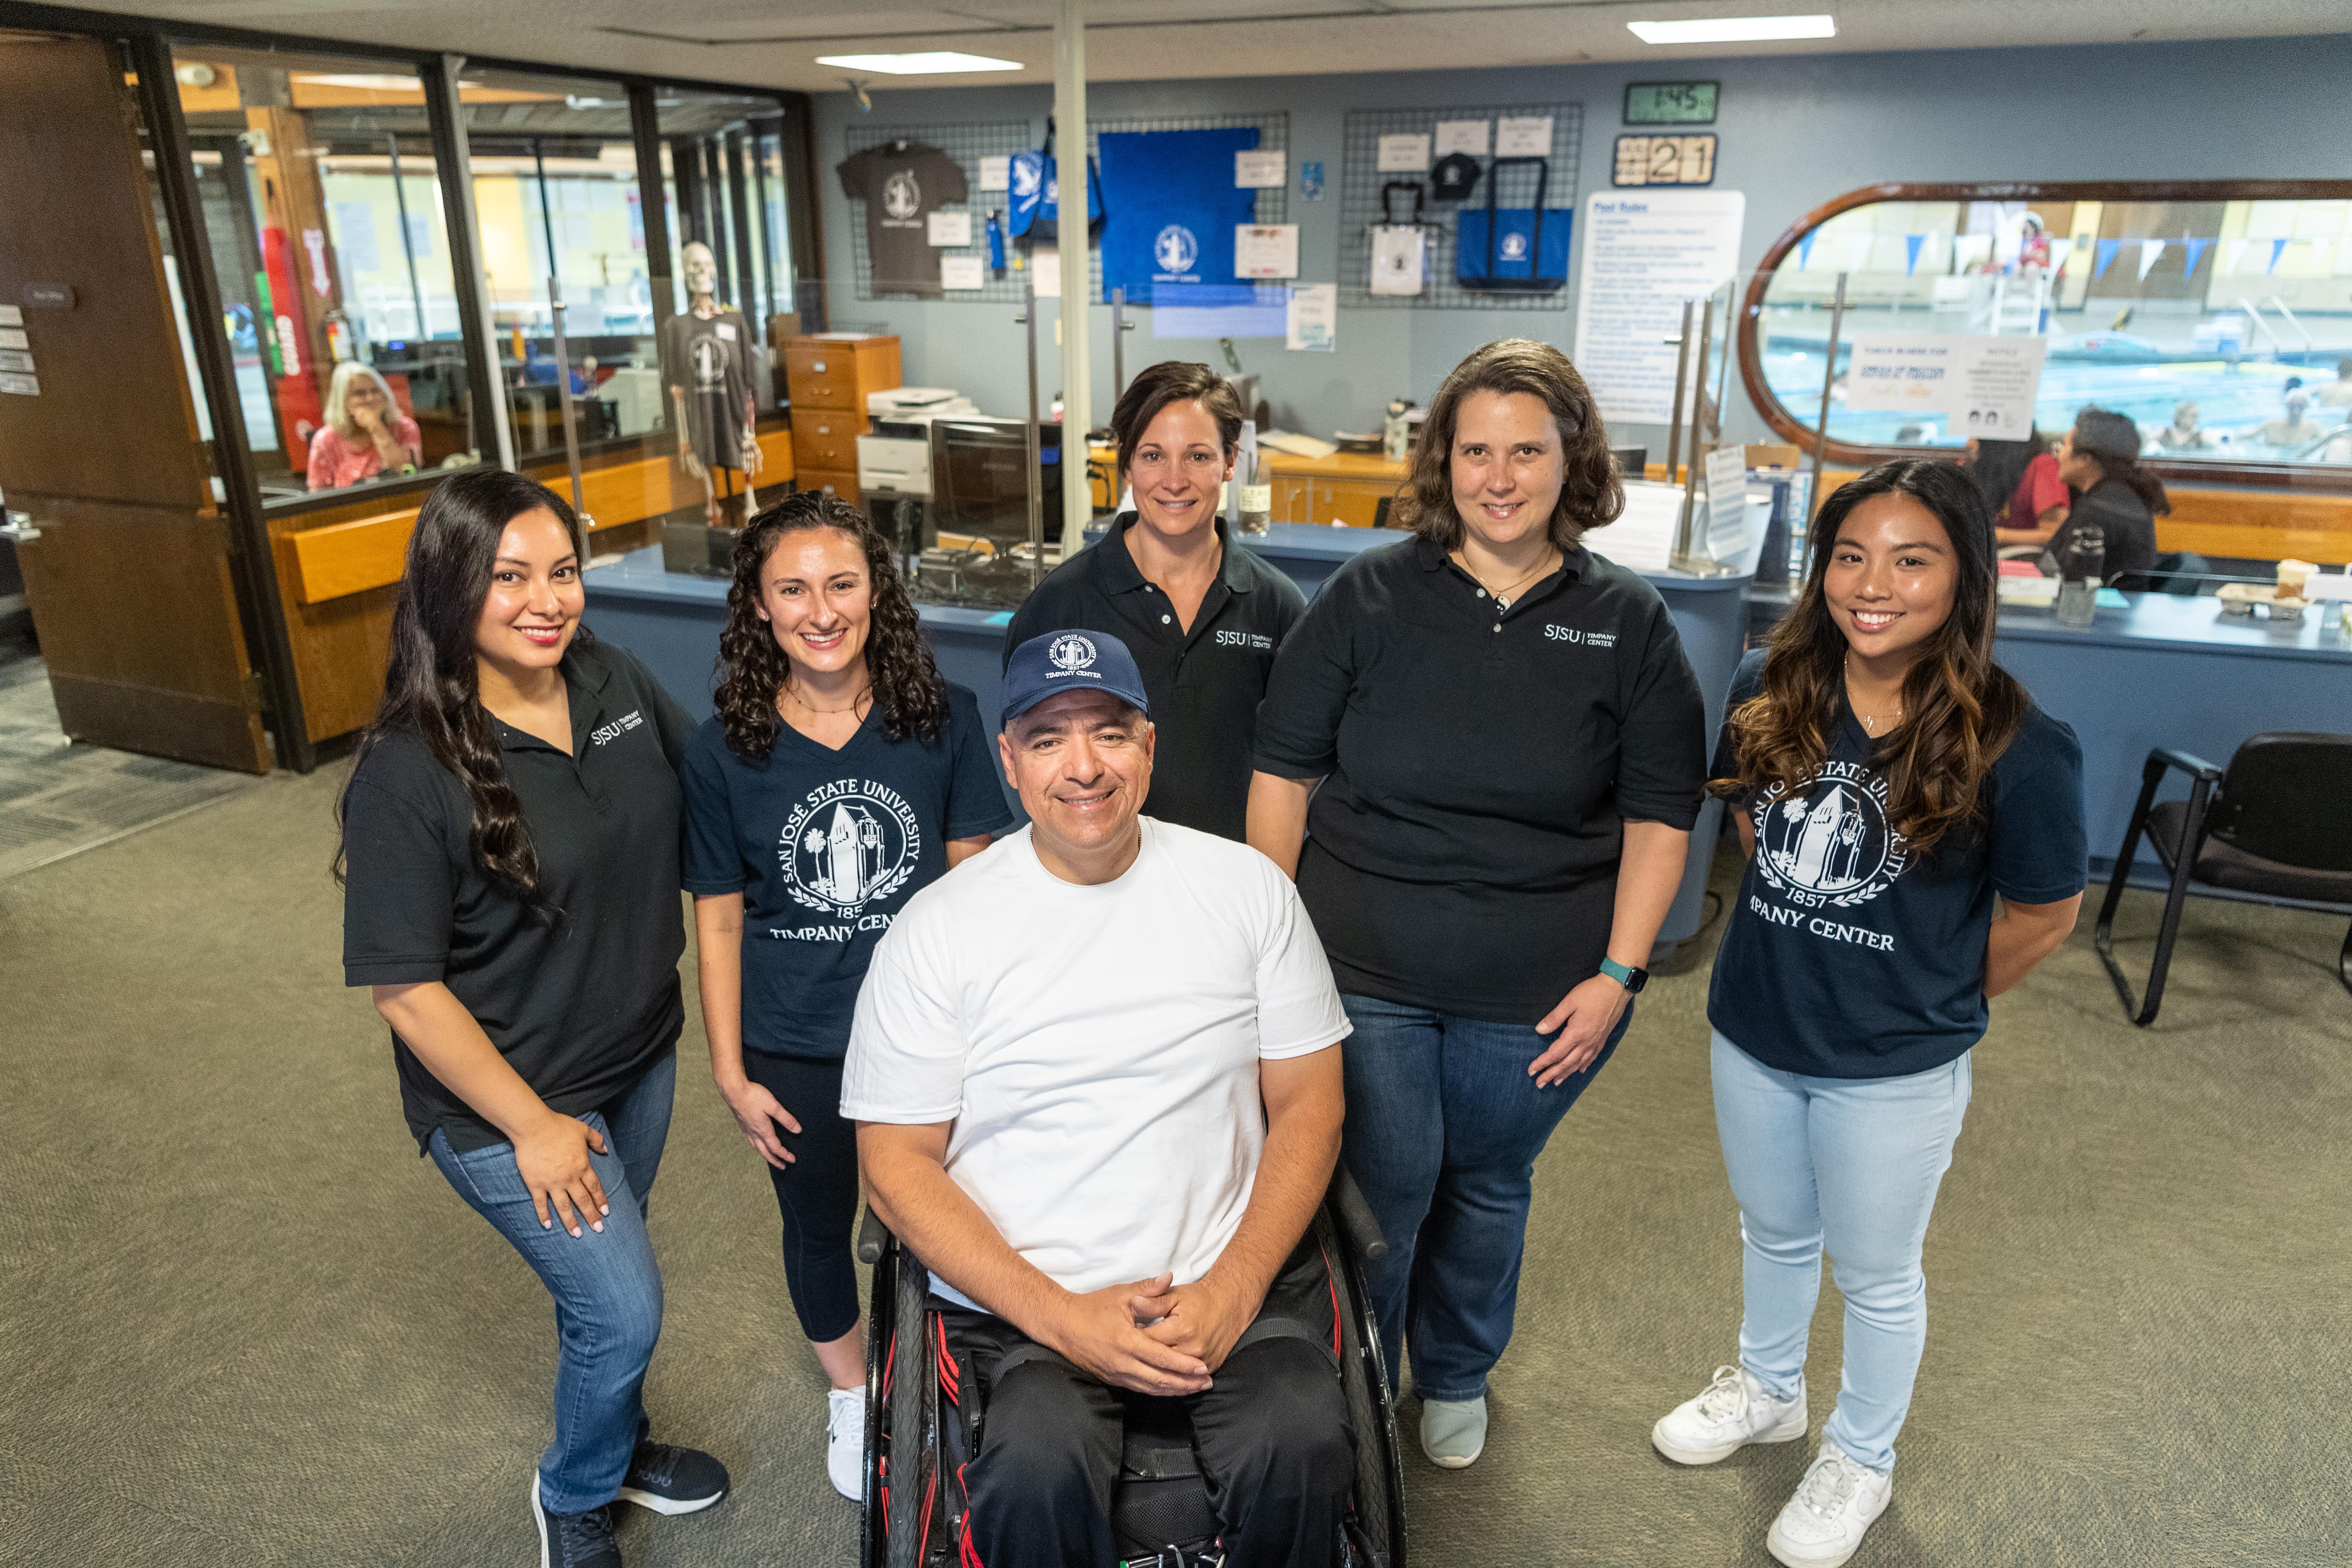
[1965,435,2069,550]
[2150,401,2216,453]
[2050,407,2164,580]
[2254,391,2325,452]
[1003,359,1307,842]
[308,361,422,492]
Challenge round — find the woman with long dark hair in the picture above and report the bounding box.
[338,469,723,1568]
[680,492,1009,1499]
[2051,406,2167,580]
[1248,338,1707,1470]
[1650,460,2085,1568]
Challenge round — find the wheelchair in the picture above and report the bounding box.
[855,1173,1408,1568]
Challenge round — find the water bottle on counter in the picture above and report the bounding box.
[1239,451,1271,535]
[1383,399,1415,462]
[2053,520,2102,628]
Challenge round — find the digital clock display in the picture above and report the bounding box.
[1625,81,1719,125]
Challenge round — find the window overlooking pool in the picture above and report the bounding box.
[1738,182,2352,480]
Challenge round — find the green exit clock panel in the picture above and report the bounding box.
[1625,81,1720,125]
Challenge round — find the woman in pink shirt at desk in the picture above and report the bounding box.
[308,362,422,491]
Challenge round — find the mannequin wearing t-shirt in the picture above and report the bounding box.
[682,493,1009,1501]
[1963,434,2068,550]
[1649,460,2084,1568]
[664,240,763,524]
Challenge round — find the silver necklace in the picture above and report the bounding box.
[1455,548,1557,610]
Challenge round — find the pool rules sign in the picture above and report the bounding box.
[1844,333,2048,439]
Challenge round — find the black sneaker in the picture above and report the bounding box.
[531,1478,623,1568]
[615,1440,730,1516]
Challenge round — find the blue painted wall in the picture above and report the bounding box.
[808,35,2352,456]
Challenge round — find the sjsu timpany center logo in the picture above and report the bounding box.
[1154,223,1200,277]
[781,779,922,918]
[1047,632,1098,674]
[881,171,921,222]
[1751,760,1910,910]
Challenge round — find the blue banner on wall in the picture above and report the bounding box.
[1097,127,1262,305]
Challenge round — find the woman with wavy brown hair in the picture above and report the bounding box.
[1650,460,2086,1568]
[679,491,1010,1499]
[1249,338,1707,1469]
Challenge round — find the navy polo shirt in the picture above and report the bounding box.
[1707,648,2088,1078]
[1254,533,1708,1022]
[341,637,697,1153]
[1005,514,1306,841]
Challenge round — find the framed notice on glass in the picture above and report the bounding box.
[1613,134,1717,187]
[1624,81,1719,125]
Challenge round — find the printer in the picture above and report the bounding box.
[858,387,976,558]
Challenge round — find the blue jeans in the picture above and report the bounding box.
[429,1051,676,1513]
[1338,994,1628,1403]
[1710,1031,1971,1475]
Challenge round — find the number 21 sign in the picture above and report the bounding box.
[1612,134,1717,187]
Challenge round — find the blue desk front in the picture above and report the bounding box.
[583,525,1759,948]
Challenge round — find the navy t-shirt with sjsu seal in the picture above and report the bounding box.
[681,683,1013,1061]
[1706,648,2088,1079]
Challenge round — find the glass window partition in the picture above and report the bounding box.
[169,46,484,504]
[1742,183,2352,477]
[656,87,795,413]
[455,66,663,459]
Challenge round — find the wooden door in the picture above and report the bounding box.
[0,34,271,772]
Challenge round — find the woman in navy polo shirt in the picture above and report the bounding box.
[681,492,1010,1500]
[1651,460,2085,1568]
[1249,338,1707,1471]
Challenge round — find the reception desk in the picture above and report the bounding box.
[583,523,1756,950]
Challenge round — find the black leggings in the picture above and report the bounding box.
[739,1051,862,1343]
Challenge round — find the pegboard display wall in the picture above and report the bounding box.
[841,113,1289,306]
[1339,103,1582,310]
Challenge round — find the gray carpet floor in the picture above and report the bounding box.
[3,765,2347,1567]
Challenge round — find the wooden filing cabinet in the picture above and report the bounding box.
[1264,452,1409,529]
[785,335,901,506]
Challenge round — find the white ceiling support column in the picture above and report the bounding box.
[1055,0,1092,555]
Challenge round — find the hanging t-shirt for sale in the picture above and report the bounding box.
[680,686,1012,1061]
[837,141,969,298]
[1096,127,1264,304]
[1706,649,2087,1080]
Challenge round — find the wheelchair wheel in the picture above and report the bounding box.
[1320,1206,1408,1568]
[885,1244,939,1568]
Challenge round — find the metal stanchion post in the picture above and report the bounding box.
[1111,286,1135,404]
[1663,299,1695,485]
[1018,280,1043,591]
[547,276,593,534]
[1802,272,1849,580]
[1675,295,1715,561]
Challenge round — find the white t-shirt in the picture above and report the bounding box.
[841,817,1350,1304]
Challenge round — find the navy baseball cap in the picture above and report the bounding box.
[1001,630,1152,726]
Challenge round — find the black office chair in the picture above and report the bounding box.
[2094,732,2352,1026]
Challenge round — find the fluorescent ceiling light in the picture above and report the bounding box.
[815,51,1022,75]
[1628,14,1836,44]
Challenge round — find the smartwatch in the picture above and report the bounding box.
[1598,956,1649,994]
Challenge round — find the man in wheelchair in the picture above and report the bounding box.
[844,631,1356,1568]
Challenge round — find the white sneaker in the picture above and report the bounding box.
[826,1387,866,1503]
[1652,1365,1809,1465]
[1767,1438,1892,1568]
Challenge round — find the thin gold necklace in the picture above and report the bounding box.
[781,681,871,716]
[1845,657,1904,735]
[1454,546,1558,609]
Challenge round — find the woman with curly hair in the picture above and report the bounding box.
[1650,460,2085,1568]
[680,492,1011,1498]
[1247,338,1707,1469]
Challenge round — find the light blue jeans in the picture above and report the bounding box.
[1710,1030,1971,1475]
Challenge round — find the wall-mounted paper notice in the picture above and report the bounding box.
[1030,249,1061,298]
[1704,446,1750,556]
[979,156,1010,192]
[1433,120,1490,158]
[1287,283,1337,351]
[1236,224,1300,279]
[1376,133,1432,172]
[1495,116,1554,156]
[941,255,985,291]
[927,210,972,247]
[1235,150,1285,188]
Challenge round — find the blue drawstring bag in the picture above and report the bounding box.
[1007,117,1103,246]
